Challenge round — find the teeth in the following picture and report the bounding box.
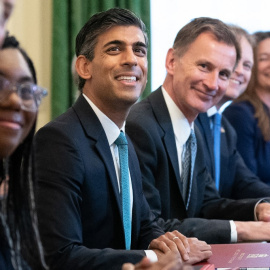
[117,76,136,81]
[230,79,241,85]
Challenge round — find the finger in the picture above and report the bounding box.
[122,263,134,270]
[163,258,183,270]
[135,257,152,268]
[149,238,172,253]
[157,251,183,269]
[159,232,189,261]
[172,230,190,253]
[170,236,189,261]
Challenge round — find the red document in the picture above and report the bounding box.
[194,243,270,269]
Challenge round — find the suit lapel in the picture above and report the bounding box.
[127,136,140,243]
[196,113,215,177]
[149,88,183,196]
[72,95,122,214]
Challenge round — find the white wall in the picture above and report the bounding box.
[7,0,52,129]
[151,0,270,91]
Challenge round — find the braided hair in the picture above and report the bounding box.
[0,35,48,270]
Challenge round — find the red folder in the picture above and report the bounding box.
[195,242,270,269]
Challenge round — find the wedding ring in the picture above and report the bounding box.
[172,236,179,241]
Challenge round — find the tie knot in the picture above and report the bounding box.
[115,132,128,146]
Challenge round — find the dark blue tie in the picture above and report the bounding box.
[181,129,197,209]
[114,132,131,250]
[213,113,222,190]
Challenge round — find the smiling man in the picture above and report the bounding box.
[34,8,211,270]
[126,17,270,244]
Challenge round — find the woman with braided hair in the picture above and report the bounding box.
[0,35,47,269]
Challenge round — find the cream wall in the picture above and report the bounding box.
[7,0,52,130]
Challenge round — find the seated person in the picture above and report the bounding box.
[34,8,211,270]
[224,31,270,185]
[126,17,270,245]
[196,25,270,199]
[0,35,47,269]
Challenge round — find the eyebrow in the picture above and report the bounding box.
[0,72,33,84]
[103,40,147,49]
[18,76,34,84]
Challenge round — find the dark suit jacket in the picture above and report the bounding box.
[224,101,270,185]
[34,95,164,270]
[195,112,270,199]
[126,87,260,244]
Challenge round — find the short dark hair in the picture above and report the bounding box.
[75,7,148,90]
[173,17,241,67]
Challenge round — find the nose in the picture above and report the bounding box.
[0,91,22,110]
[122,48,137,66]
[204,72,219,91]
[234,63,244,76]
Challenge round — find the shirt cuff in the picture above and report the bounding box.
[144,250,158,263]
[254,198,270,221]
[230,220,237,243]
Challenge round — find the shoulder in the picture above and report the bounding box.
[128,90,161,127]
[225,100,254,115]
[36,107,79,138]
[223,101,255,122]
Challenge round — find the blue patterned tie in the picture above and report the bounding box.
[181,129,197,209]
[114,132,131,250]
[213,113,222,190]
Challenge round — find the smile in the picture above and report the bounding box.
[116,76,137,82]
[230,78,242,85]
[0,120,22,130]
[195,88,216,97]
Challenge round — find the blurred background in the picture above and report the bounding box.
[7,0,270,130]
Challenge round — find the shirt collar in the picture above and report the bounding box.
[162,86,193,145]
[207,100,232,117]
[83,94,122,145]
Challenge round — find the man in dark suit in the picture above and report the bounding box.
[196,112,270,199]
[126,17,270,244]
[34,8,211,270]
[195,25,270,199]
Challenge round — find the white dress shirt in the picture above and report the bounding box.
[83,94,157,262]
[162,89,238,242]
[162,87,194,175]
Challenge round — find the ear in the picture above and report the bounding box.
[165,48,176,75]
[75,55,92,79]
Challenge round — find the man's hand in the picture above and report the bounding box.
[256,202,270,222]
[122,251,193,270]
[148,231,190,261]
[185,238,212,265]
[148,231,211,264]
[235,221,270,241]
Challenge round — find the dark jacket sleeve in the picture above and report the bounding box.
[34,122,147,270]
[126,99,261,244]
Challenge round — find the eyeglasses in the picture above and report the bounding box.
[0,76,48,112]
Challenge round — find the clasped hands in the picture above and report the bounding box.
[148,230,212,265]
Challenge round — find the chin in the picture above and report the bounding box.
[196,101,214,113]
